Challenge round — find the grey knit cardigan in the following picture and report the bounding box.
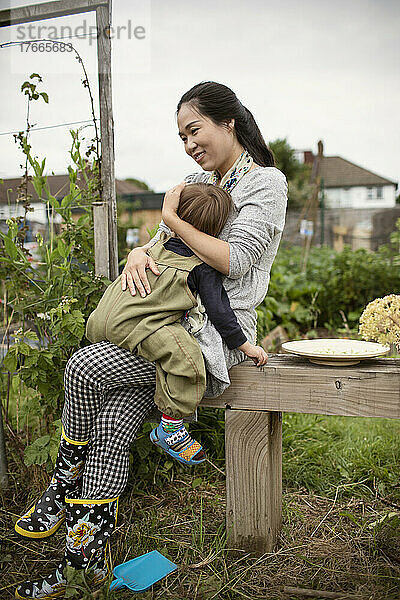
[150,166,288,398]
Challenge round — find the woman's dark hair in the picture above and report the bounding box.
[177,183,232,237]
[177,82,275,168]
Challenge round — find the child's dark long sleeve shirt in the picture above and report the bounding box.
[164,237,247,350]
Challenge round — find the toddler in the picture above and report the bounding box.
[86,183,267,466]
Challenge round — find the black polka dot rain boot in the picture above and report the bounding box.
[14,551,110,599]
[14,496,118,599]
[15,428,88,539]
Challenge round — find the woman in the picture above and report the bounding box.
[14,82,287,599]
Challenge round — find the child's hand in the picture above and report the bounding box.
[162,182,186,226]
[238,341,268,367]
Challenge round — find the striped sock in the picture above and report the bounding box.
[161,414,183,434]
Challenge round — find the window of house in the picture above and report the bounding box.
[367,187,383,200]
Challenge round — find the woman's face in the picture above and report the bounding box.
[177,103,240,175]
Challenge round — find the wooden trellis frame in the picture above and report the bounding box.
[0,0,118,489]
[0,0,118,279]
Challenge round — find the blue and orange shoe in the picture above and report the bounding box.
[150,423,206,466]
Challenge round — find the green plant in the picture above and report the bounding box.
[1,76,107,467]
[257,223,400,341]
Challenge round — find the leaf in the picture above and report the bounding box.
[77,215,88,226]
[348,311,361,321]
[50,248,60,261]
[368,512,398,529]
[57,239,68,259]
[1,234,18,260]
[24,351,39,367]
[192,477,202,489]
[339,511,361,527]
[40,92,49,103]
[41,352,55,368]
[30,73,42,81]
[44,188,60,210]
[32,177,43,198]
[11,373,20,393]
[136,443,151,460]
[24,435,52,466]
[61,193,72,208]
[17,342,32,356]
[24,330,39,341]
[3,348,18,372]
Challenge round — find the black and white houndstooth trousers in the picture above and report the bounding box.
[62,341,157,499]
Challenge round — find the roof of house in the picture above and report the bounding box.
[121,192,164,210]
[0,173,144,205]
[317,156,396,188]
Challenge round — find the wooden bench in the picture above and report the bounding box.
[192,354,400,553]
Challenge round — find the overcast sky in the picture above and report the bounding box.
[0,0,399,192]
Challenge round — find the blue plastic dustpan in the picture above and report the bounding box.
[109,550,177,593]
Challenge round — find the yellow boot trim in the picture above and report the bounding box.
[65,497,119,529]
[65,496,119,505]
[15,514,65,539]
[61,426,89,446]
[14,505,65,539]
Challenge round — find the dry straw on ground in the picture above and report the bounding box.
[1,467,399,600]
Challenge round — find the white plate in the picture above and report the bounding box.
[281,338,391,366]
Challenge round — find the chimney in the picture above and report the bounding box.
[303,151,314,164]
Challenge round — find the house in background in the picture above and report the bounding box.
[293,142,399,251]
[296,140,397,209]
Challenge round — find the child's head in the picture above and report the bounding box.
[177,183,233,237]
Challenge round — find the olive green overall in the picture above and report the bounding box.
[86,233,206,418]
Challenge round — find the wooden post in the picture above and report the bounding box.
[225,408,282,553]
[96,1,118,280]
[92,201,110,276]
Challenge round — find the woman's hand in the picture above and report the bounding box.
[237,341,268,367]
[121,247,160,296]
[161,181,186,227]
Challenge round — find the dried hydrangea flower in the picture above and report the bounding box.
[359,294,400,352]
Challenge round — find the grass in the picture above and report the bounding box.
[2,474,400,599]
[282,413,400,502]
[1,411,400,599]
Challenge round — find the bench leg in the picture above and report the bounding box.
[225,408,282,553]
